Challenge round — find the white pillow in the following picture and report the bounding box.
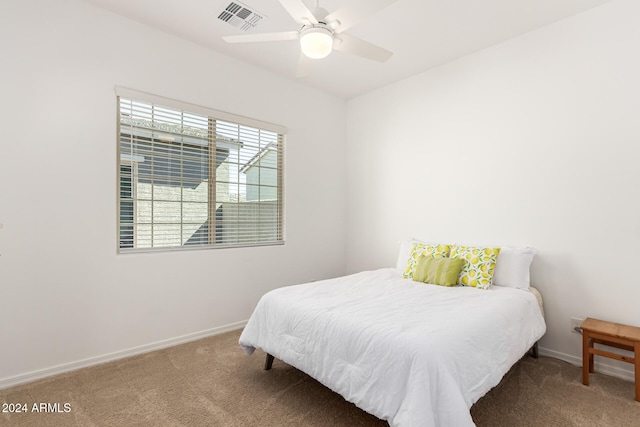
[395,238,419,272]
[492,247,537,289]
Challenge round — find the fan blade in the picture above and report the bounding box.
[333,33,393,63]
[279,0,318,25]
[223,31,299,44]
[325,0,398,33]
[296,53,313,78]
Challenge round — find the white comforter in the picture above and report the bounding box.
[239,268,546,427]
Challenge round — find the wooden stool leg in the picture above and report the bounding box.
[582,331,590,386]
[635,342,640,402]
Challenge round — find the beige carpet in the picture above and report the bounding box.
[1,329,639,426]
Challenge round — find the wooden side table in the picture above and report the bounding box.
[581,317,640,402]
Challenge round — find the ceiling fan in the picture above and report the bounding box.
[222,0,399,77]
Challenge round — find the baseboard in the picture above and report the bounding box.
[538,346,635,382]
[0,321,247,390]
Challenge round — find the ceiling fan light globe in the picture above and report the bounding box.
[300,27,333,59]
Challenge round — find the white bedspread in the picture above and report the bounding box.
[239,268,546,427]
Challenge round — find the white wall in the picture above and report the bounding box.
[346,0,640,378]
[0,0,347,385]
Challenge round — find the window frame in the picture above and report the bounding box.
[115,87,286,254]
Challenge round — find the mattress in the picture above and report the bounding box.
[240,268,546,427]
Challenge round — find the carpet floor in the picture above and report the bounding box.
[1,329,639,426]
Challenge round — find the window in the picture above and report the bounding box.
[116,88,285,252]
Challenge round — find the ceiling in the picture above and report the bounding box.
[82,0,611,99]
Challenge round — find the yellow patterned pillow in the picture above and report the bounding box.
[403,242,451,279]
[450,246,501,289]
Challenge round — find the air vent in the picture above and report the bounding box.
[218,1,265,32]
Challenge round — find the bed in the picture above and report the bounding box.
[239,244,546,427]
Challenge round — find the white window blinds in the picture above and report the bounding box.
[116,88,285,252]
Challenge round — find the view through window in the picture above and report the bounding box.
[117,90,284,252]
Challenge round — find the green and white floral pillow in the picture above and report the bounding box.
[449,246,501,289]
[404,243,451,279]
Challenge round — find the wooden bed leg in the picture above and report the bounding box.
[264,353,274,371]
[530,342,539,359]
